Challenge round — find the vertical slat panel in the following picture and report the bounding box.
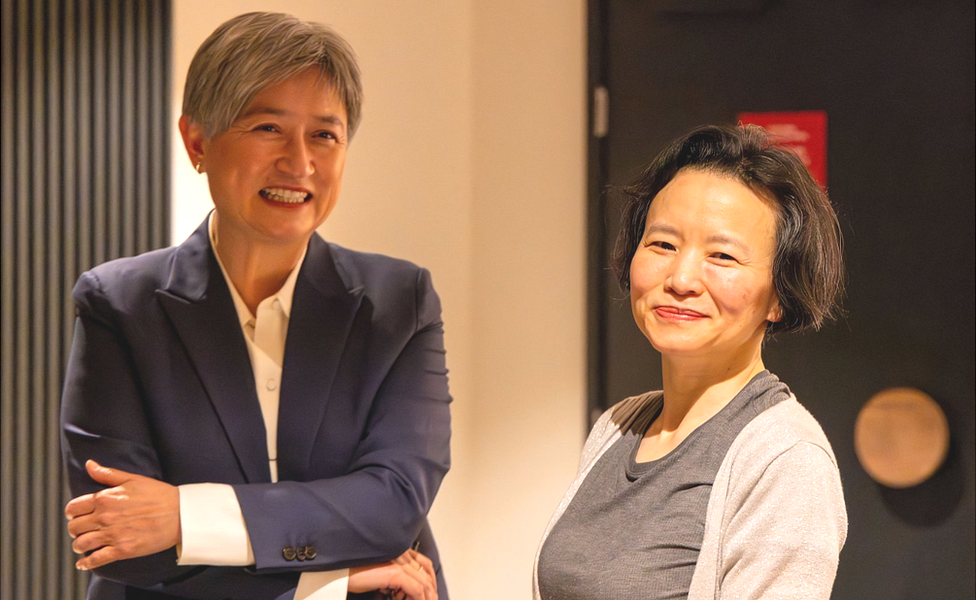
[106,0,120,258]
[70,7,92,597]
[151,0,168,248]
[161,1,172,249]
[76,0,92,278]
[135,2,150,251]
[121,2,135,256]
[60,0,81,596]
[91,0,106,266]
[0,3,17,599]
[0,1,171,597]
[14,1,32,597]
[30,1,49,596]
[45,0,64,596]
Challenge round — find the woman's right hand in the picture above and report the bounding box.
[348,548,437,600]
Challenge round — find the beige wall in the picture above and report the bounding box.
[171,2,585,597]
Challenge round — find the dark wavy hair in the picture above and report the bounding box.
[612,124,845,334]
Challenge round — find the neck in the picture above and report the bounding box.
[656,339,766,434]
[212,214,307,314]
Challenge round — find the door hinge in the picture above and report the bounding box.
[593,85,609,138]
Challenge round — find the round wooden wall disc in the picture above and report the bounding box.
[854,387,949,488]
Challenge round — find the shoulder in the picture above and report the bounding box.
[733,397,838,468]
[581,391,663,465]
[607,390,663,436]
[717,396,844,513]
[691,396,847,600]
[73,246,179,315]
[313,238,443,326]
[588,390,662,442]
[711,394,847,538]
[318,238,433,294]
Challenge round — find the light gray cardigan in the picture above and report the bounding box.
[533,393,847,600]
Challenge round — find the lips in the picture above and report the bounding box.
[654,306,707,321]
[260,187,311,204]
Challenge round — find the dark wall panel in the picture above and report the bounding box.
[0,1,171,598]
[588,1,975,598]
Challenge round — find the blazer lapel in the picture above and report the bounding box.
[155,221,271,484]
[277,236,363,481]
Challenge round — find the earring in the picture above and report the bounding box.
[195,162,203,174]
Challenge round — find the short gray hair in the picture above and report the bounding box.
[182,12,363,139]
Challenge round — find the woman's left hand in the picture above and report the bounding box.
[348,548,438,600]
[65,460,181,570]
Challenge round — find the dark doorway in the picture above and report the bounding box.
[586,1,975,598]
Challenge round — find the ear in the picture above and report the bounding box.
[178,115,207,172]
[766,298,784,324]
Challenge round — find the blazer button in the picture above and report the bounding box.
[296,546,307,561]
[282,546,298,561]
[304,545,317,560]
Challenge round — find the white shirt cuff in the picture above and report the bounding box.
[295,569,349,600]
[177,483,255,566]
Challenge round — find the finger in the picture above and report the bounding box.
[381,561,429,600]
[65,493,96,520]
[76,544,122,571]
[392,553,423,581]
[72,529,112,555]
[407,550,437,593]
[85,460,133,487]
[390,576,427,600]
[399,559,435,600]
[66,513,103,539]
[409,550,435,581]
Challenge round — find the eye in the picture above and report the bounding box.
[314,128,346,144]
[251,123,280,133]
[709,252,738,263]
[646,240,677,252]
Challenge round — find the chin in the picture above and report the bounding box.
[647,336,702,357]
[647,327,726,356]
[255,226,314,244]
[653,345,707,359]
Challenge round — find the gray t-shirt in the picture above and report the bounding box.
[537,371,790,600]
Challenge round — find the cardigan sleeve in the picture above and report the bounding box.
[717,441,847,600]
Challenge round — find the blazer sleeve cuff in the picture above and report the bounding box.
[177,483,255,566]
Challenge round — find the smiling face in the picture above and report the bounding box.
[181,68,348,249]
[629,169,783,362]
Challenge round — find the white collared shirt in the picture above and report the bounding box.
[176,214,347,599]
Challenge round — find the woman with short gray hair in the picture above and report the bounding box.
[182,11,363,140]
[62,12,448,600]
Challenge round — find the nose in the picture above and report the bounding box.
[664,252,704,296]
[276,135,315,177]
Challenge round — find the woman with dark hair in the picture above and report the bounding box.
[534,125,847,600]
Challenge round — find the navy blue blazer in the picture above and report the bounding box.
[60,220,452,599]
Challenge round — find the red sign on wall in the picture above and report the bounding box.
[737,110,828,187]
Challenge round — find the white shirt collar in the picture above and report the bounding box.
[207,212,307,327]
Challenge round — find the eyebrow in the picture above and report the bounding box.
[705,234,749,252]
[238,106,347,132]
[643,223,681,238]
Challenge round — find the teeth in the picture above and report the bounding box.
[261,188,309,203]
